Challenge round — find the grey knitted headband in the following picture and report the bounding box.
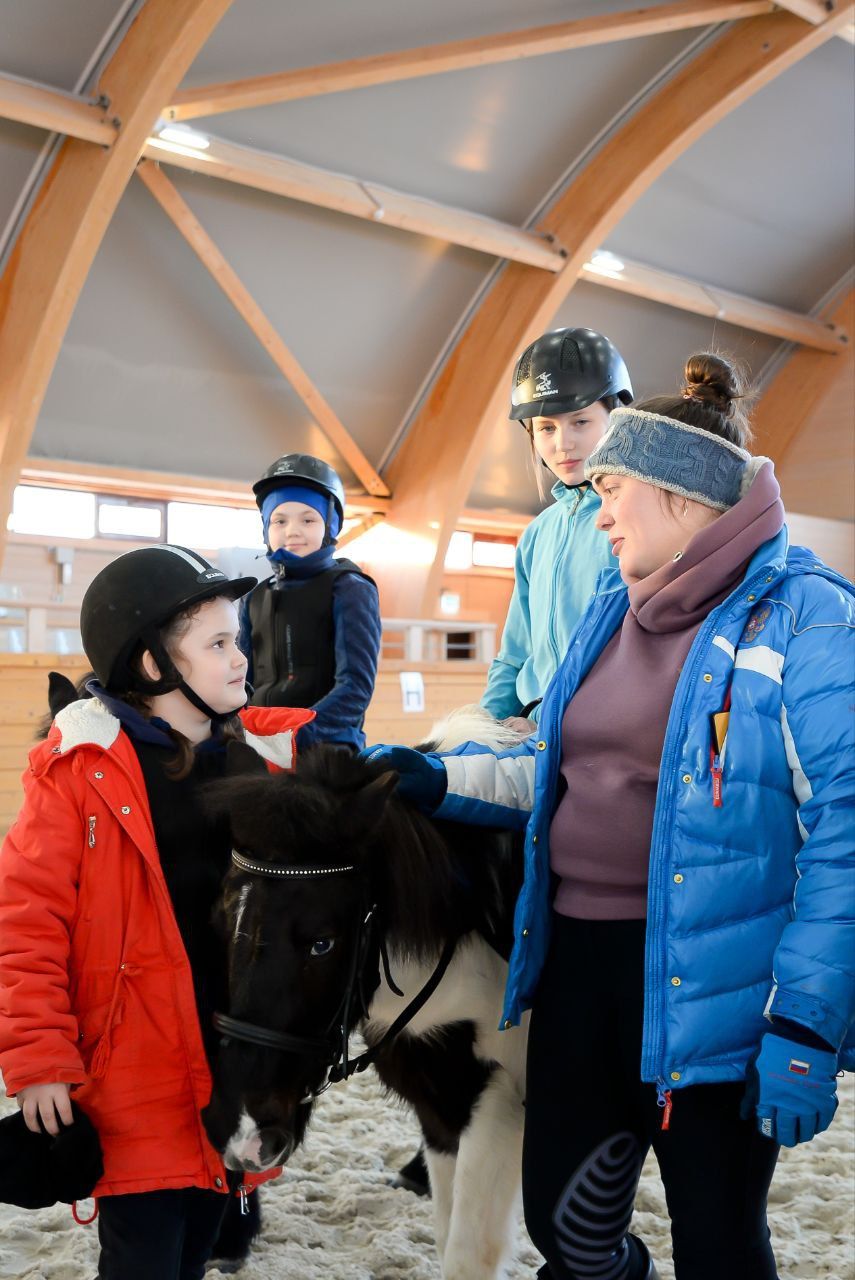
[585,408,765,511]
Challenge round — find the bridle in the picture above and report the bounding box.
[212,850,458,1101]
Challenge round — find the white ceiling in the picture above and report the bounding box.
[3,0,852,516]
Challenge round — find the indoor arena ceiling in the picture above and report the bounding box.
[0,1,852,546]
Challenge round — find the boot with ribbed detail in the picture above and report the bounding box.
[628,1233,661,1279]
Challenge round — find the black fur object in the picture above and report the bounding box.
[36,670,94,739]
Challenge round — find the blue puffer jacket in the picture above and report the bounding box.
[433,529,855,1090]
[480,482,612,721]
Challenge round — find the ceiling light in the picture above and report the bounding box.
[157,124,211,151]
[584,249,625,277]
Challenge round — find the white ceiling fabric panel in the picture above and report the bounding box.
[31,171,490,486]
[3,0,126,90]
[609,39,855,313]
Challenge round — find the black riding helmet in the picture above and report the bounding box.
[80,545,256,718]
[253,454,345,545]
[509,327,632,421]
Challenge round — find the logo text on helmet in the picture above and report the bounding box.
[535,372,555,396]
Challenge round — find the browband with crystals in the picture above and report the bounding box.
[231,850,356,879]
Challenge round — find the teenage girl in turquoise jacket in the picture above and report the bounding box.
[481,328,632,729]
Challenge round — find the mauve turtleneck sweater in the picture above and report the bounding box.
[549,462,785,920]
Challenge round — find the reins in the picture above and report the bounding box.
[213,849,460,1099]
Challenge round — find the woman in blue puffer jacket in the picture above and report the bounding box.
[366,353,854,1280]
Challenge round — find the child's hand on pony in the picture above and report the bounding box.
[17,1082,73,1135]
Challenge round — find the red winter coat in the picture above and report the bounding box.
[0,698,312,1197]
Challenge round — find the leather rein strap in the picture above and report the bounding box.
[213,849,459,1094]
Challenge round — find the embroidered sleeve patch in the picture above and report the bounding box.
[788,1058,811,1076]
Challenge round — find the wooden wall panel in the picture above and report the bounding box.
[0,657,489,835]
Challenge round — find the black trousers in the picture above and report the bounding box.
[523,916,780,1280]
[96,1184,231,1280]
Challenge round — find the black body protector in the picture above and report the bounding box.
[246,559,372,708]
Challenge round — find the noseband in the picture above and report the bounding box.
[213,849,458,1101]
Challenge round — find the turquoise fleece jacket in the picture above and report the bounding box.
[481,482,613,721]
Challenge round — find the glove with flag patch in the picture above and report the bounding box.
[741,1032,839,1147]
[359,744,448,814]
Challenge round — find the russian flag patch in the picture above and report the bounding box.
[788,1058,811,1076]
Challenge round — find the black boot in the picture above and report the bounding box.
[536,1238,660,1280]
[628,1234,661,1280]
[390,1144,431,1197]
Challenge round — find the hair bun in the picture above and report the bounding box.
[682,352,745,417]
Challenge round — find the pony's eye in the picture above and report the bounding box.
[310,939,335,957]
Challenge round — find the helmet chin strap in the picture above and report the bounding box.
[136,633,248,726]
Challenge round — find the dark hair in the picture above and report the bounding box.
[526,394,623,502]
[125,597,243,780]
[636,352,753,448]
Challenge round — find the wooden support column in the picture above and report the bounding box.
[381,4,854,617]
[0,0,235,560]
[136,160,389,497]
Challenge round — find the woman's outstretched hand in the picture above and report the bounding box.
[359,745,448,814]
[17,1082,73,1136]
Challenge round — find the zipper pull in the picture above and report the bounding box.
[238,1183,249,1216]
[88,815,97,848]
[710,748,723,808]
[656,1079,673,1131]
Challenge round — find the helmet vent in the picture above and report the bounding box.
[515,344,534,387]
[559,335,583,374]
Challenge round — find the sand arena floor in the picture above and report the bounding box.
[0,1070,852,1279]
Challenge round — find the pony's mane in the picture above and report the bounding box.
[420,704,530,753]
[210,747,467,963]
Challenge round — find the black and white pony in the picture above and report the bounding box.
[202,709,530,1280]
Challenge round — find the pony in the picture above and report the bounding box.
[202,709,530,1280]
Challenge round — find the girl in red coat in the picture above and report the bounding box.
[0,545,309,1280]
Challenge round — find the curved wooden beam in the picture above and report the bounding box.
[0,0,235,560]
[379,5,853,617]
[753,286,854,463]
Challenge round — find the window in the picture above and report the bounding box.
[7,486,95,539]
[472,537,516,569]
[444,531,473,570]
[444,531,516,571]
[97,498,165,540]
[167,502,265,550]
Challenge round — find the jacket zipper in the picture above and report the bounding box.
[548,488,586,667]
[641,566,778,1087]
[88,815,96,848]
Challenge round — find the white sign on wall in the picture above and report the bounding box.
[399,671,425,713]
